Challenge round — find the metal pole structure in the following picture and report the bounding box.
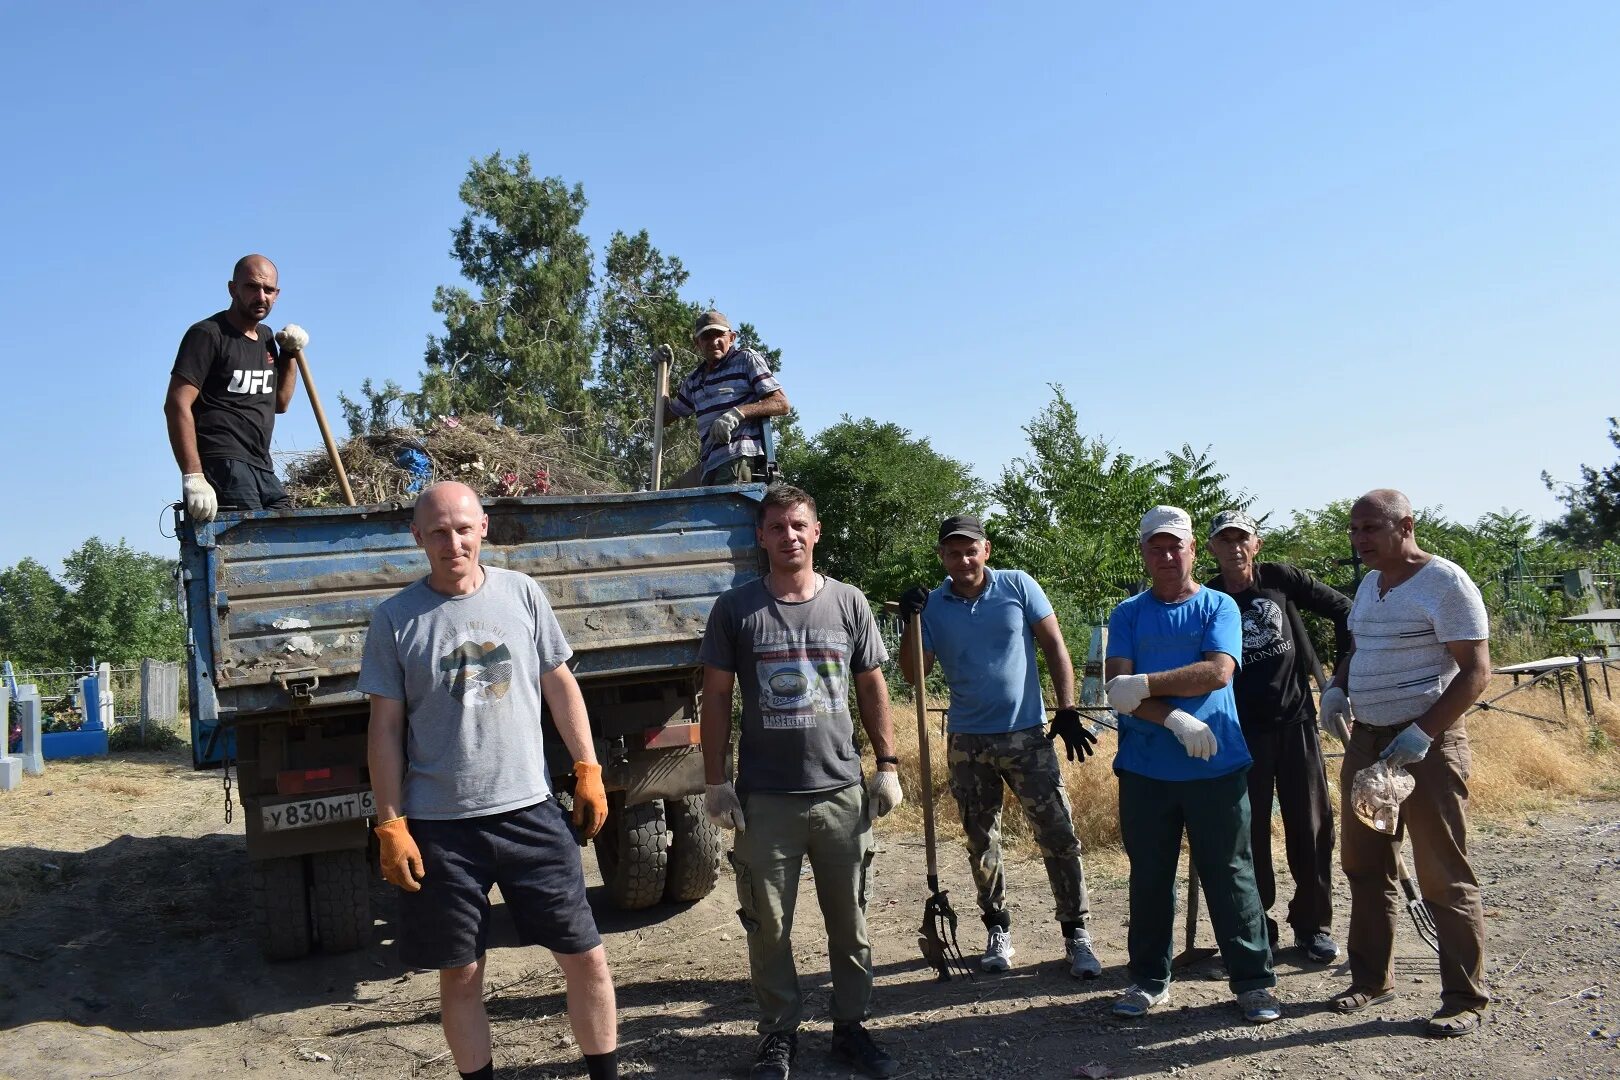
[651,344,672,491]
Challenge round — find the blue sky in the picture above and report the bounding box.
[2,2,1616,571]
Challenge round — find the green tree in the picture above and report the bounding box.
[780,417,985,601]
[416,152,599,435]
[0,558,68,668]
[57,539,184,667]
[1543,417,1620,549]
[340,154,797,487]
[988,386,1251,626]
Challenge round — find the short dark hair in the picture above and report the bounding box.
[757,484,817,524]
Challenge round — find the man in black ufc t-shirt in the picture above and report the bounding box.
[163,254,296,520]
[1205,509,1352,967]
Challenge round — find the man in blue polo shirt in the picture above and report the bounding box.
[897,514,1102,978]
[1104,505,1279,1025]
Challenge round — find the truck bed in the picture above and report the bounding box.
[181,486,766,766]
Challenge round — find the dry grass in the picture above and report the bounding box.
[876,674,1620,879]
[0,747,220,919]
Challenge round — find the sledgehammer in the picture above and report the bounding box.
[276,325,355,507]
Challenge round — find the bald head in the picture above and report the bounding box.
[411,481,488,591]
[226,254,280,327]
[1353,488,1412,526]
[233,254,277,281]
[413,481,482,525]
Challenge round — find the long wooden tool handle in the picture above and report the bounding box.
[651,345,671,491]
[1185,860,1201,951]
[910,613,939,879]
[293,351,356,507]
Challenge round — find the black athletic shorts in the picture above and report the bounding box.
[399,798,601,970]
[202,456,290,511]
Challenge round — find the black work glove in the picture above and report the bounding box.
[898,585,930,624]
[1046,707,1098,763]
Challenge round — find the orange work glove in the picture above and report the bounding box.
[374,816,425,892]
[572,762,608,840]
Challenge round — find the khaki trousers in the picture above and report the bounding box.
[728,784,875,1033]
[1340,721,1489,1009]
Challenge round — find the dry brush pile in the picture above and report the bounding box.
[281,414,624,507]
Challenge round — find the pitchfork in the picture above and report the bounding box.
[1397,839,1441,953]
[906,611,974,981]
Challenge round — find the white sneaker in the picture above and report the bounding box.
[981,927,1015,972]
[1064,929,1102,979]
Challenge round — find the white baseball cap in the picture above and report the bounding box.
[1139,505,1193,542]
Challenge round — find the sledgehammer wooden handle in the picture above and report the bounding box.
[289,345,356,507]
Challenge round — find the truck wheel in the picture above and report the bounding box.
[310,848,371,954]
[594,796,668,910]
[250,855,311,961]
[664,794,723,902]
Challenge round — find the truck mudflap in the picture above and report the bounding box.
[606,744,704,808]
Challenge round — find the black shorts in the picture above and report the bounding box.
[202,456,290,511]
[399,798,601,970]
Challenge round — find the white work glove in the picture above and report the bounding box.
[705,782,746,831]
[868,769,903,818]
[1380,724,1433,770]
[275,323,309,353]
[1106,673,1152,715]
[1163,708,1218,761]
[706,407,744,448]
[182,473,218,523]
[1319,686,1353,744]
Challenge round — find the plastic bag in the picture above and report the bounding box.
[1350,759,1416,834]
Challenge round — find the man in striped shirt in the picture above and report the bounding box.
[663,309,790,484]
[1323,488,1492,1038]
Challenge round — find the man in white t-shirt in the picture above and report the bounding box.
[1320,489,1492,1037]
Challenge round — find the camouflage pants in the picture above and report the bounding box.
[947,726,1090,928]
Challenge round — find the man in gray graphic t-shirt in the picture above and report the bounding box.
[1323,489,1492,1039]
[699,485,902,1080]
[357,482,621,1080]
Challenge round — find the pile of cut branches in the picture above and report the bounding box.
[281,414,623,506]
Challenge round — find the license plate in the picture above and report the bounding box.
[261,790,375,832]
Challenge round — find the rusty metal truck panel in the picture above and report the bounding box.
[180,486,766,766]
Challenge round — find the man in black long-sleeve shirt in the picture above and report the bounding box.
[1205,509,1352,965]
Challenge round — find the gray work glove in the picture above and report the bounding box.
[1320,686,1353,744]
[705,781,746,831]
[182,473,218,523]
[706,407,744,448]
[1379,724,1433,770]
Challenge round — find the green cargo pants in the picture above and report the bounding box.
[729,783,875,1034]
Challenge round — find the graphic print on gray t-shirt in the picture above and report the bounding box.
[700,577,887,795]
[358,566,574,820]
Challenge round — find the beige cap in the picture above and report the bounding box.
[1139,505,1194,542]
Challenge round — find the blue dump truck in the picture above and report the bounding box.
[179,485,765,960]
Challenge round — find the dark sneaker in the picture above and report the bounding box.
[1298,931,1340,964]
[830,1022,899,1079]
[751,1031,796,1079]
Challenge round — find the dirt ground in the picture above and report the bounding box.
[2,750,1618,1080]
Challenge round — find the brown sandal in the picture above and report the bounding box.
[1331,987,1397,1013]
[1426,1007,1483,1037]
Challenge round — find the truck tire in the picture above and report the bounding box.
[664,794,723,902]
[310,848,371,954]
[251,855,311,961]
[594,796,668,910]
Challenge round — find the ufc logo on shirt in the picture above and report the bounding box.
[226,369,276,395]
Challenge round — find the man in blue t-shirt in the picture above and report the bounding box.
[1104,506,1279,1025]
[897,514,1102,979]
